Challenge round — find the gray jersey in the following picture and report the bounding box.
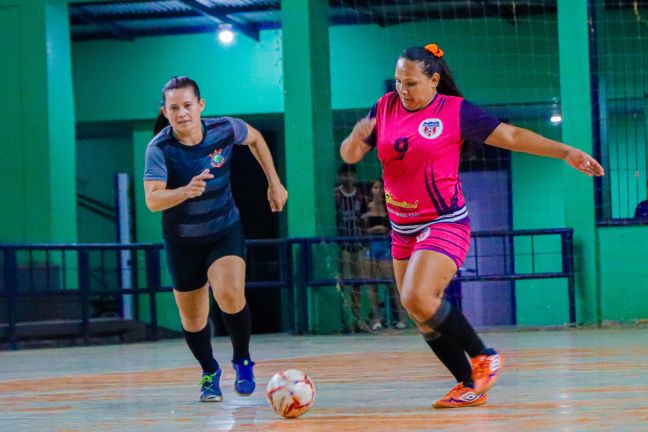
[144,117,248,244]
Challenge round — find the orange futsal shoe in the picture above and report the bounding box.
[471,351,504,394]
[433,383,488,408]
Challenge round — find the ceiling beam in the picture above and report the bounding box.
[178,0,259,41]
[70,3,278,25]
[70,9,201,25]
[329,0,426,7]
[74,5,134,41]
[70,0,558,41]
[73,23,218,41]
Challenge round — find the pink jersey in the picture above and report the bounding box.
[368,92,500,234]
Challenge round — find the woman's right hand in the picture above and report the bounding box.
[351,117,376,142]
[183,169,214,199]
[340,117,375,163]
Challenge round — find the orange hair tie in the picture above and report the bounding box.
[425,43,444,58]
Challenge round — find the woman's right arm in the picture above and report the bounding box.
[144,170,214,212]
[340,117,376,164]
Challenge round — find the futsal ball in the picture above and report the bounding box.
[266,369,315,418]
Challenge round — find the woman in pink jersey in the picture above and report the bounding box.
[340,43,604,408]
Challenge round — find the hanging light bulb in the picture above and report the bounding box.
[550,99,562,125]
[217,24,235,45]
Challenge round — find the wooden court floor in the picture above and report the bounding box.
[1,328,647,431]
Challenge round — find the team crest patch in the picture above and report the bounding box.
[209,149,225,168]
[419,118,443,139]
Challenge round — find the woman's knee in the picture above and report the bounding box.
[213,285,246,311]
[180,313,209,332]
[174,286,209,331]
[400,289,443,322]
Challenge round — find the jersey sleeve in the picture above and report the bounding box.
[362,102,378,148]
[143,145,167,182]
[460,100,501,143]
[224,116,249,145]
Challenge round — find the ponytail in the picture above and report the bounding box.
[153,113,169,136]
[435,62,463,98]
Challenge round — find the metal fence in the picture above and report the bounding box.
[0,229,573,348]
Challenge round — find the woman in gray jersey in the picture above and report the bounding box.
[144,76,287,402]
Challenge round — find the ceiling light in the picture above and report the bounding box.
[550,99,562,125]
[217,24,235,45]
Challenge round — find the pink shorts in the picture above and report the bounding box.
[391,221,471,269]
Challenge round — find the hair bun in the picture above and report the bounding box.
[424,44,444,58]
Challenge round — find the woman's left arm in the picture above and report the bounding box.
[484,123,605,177]
[243,124,288,212]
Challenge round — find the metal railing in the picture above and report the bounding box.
[0,228,574,347]
[0,243,164,348]
[292,228,575,333]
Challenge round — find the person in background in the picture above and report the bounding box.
[362,178,408,330]
[634,180,648,220]
[335,163,380,332]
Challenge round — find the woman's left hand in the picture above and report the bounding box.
[267,182,288,212]
[564,148,605,177]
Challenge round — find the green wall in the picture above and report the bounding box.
[0,4,24,240]
[72,30,284,122]
[330,18,560,109]
[0,0,77,243]
[599,226,648,321]
[132,125,178,330]
[511,119,571,325]
[72,18,561,123]
[76,135,132,242]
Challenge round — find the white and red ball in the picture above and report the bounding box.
[266,369,315,418]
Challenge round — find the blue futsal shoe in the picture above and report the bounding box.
[199,369,223,402]
[232,359,256,396]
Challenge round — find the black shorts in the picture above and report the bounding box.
[164,221,246,292]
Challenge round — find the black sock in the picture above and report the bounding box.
[423,331,474,388]
[423,300,487,358]
[183,323,219,374]
[221,304,251,362]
